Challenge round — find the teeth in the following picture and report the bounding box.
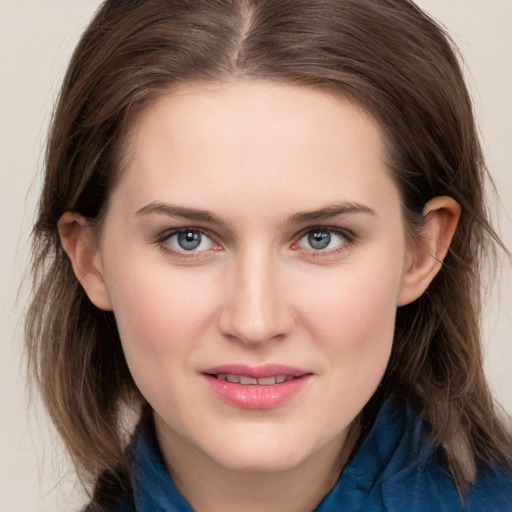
[240,375,258,385]
[257,376,277,385]
[216,374,293,385]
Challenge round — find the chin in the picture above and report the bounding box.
[197,425,338,475]
[211,446,309,474]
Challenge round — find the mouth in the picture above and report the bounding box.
[202,365,311,409]
[210,374,295,385]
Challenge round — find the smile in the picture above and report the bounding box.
[203,365,311,409]
[214,374,294,385]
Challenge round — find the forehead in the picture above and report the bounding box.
[113,80,398,218]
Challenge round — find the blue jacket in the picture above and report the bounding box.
[95,398,512,511]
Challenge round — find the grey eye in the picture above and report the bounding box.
[158,227,218,256]
[177,230,203,250]
[162,229,215,252]
[308,230,331,250]
[295,228,349,252]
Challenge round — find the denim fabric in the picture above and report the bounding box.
[93,398,512,511]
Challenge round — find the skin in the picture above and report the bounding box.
[59,80,459,512]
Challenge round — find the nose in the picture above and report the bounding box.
[218,249,294,346]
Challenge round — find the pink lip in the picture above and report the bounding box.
[202,364,312,410]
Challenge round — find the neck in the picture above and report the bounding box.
[155,416,360,512]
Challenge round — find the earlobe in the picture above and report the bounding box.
[397,196,460,306]
[58,212,113,311]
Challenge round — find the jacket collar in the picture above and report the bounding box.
[129,397,461,511]
[315,397,461,511]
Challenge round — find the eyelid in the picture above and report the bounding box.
[293,225,355,242]
[291,225,356,254]
[155,227,206,243]
[153,224,356,260]
[155,227,222,257]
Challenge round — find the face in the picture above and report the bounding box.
[94,81,413,475]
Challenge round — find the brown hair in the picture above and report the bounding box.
[26,0,510,505]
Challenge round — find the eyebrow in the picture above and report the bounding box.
[136,200,376,226]
[288,202,376,224]
[135,202,227,225]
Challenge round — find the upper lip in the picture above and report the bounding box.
[202,364,310,379]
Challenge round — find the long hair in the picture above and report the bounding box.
[26,0,510,505]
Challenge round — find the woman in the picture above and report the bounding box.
[26,0,512,510]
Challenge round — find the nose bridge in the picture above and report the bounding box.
[219,245,292,345]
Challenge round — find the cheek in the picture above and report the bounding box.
[302,267,400,431]
[299,256,403,375]
[104,260,218,371]
[104,265,223,421]
[305,260,400,327]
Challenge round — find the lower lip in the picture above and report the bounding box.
[204,375,311,409]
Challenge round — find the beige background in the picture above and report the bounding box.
[1,1,511,510]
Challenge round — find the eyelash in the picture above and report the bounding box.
[292,226,355,257]
[154,226,356,260]
[155,228,221,260]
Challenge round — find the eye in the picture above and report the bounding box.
[295,228,351,252]
[159,228,217,253]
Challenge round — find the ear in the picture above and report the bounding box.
[58,212,113,311]
[397,196,460,306]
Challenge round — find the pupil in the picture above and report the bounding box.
[308,231,331,250]
[178,231,201,250]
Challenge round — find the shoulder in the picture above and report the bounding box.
[82,416,194,512]
[464,462,512,511]
[81,492,135,512]
[321,397,512,512]
[383,399,512,511]
[379,400,512,512]
[381,450,512,512]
